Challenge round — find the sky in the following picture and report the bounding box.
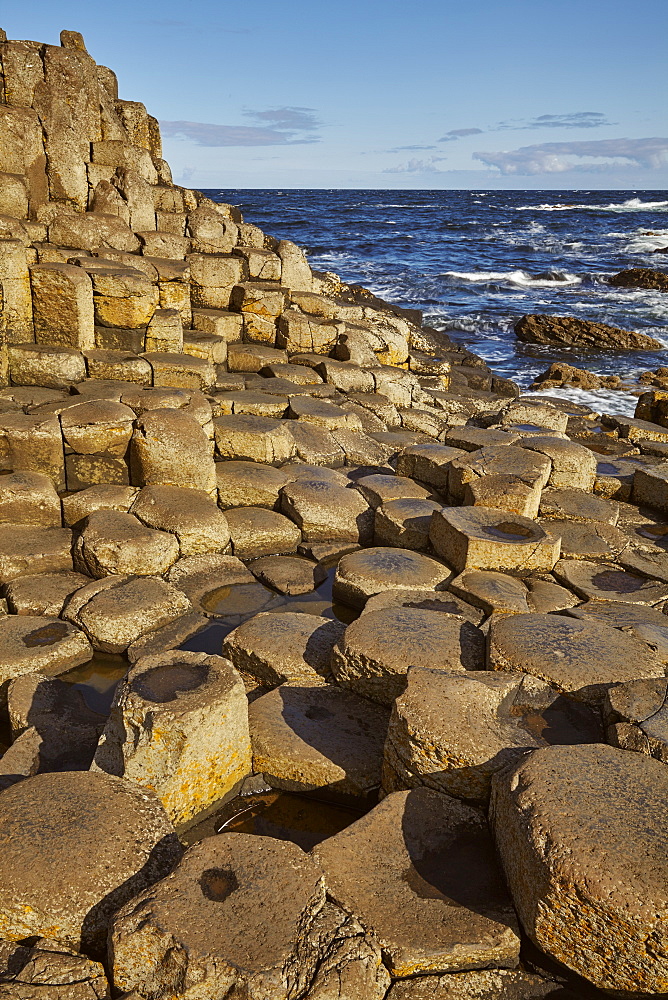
[3,0,668,189]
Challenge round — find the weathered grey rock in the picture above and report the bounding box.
[5,571,90,616]
[362,587,484,624]
[333,547,451,609]
[226,506,302,559]
[430,507,560,574]
[61,485,138,526]
[488,612,663,703]
[567,598,668,665]
[131,408,216,492]
[130,485,230,556]
[73,510,180,577]
[249,683,389,797]
[303,905,390,1000]
[223,612,345,686]
[93,651,251,826]
[0,471,61,527]
[216,460,289,509]
[280,480,373,544]
[375,497,443,551]
[126,611,209,664]
[111,834,328,1000]
[249,554,326,595]
[448,445,551,503]
[603,676,668,759]
[609,267,668,292]
[395,443,467,491]
[490,744,668,993]
[214,413,295,465]
[7,673,104,772]
[331,608,483,705]
[0,938,109,1000]
[515,313,662,350]
[0,525,73,586]
[553,557,668,604]
[462,473,542,520]
[382,667,601,803]
[539,487,619,525]
[0,771,182,957]
[0,617,92,704]
[63,575,191,654]
[314,788,520,977]
[386,968,562,1000]
[166,552,255,612]
[540,518,628,562]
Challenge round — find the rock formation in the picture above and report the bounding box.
[2,25,668,1000]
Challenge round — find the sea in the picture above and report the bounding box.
[207,189,668,416]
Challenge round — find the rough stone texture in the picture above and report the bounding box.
[0,771,182,958]
[93,650,251,826]
[280,480,373,544]
[74,510,180,577]
[223,612,345,685]
[5,570,90,617]
[609,267,668,292]
[216,460,289,510]
[130,485,230,556]
[250,554,326,595]
[382,667,601,803]
[314,788,520,977]
[61,485,138,526]
[333,547,451,609]
[0,938,109,1000]
[515,313,662,350]
[490,744,668,994]
[110,834,328,1000]
[553,557,668,605]
[0,470,61,527]
[214,414,295,465]
[488,612,663,704]
[362,587,484,624]
[131,408,216,493]
[63,575,191,654]
[331,608,483,705]
[0,525,73,586]
[386,968,563,999]
[249,683,389,796]
[0,616,92,701]
[226,505,302,559]
[430,507,560,574]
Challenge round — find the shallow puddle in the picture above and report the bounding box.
[181,788,367,850]
[182,567,357,654]
[59,652,128,714]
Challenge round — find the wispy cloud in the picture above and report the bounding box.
[384,156,447,174]
[439,128,484,142]
[498,111,613,131]
[161,107,322,147]
[474,137,668,175]
[388,144,438,152]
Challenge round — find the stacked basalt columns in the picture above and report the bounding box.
[5,28,668,1000]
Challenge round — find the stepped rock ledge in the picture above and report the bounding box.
[0,25,667,1000]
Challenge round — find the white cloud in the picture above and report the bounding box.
[384,155,447,174]
[474,137,668,175]
[160,107,321,147]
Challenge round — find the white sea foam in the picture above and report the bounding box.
[517,198,668,214]
[524,386,638,417]
[609,228,668,253]
[442,269,581,288]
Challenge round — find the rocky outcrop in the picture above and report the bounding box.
[529,361,621,391]
[609,267,668,292]
[515,313,662,350]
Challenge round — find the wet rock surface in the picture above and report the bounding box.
[0,26,665,998]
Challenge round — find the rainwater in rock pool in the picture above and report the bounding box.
[208,188,668,416]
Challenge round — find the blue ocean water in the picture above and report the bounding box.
[207,189,668,414]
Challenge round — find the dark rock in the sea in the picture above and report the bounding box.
[652,246,668,254]
[515,314,662,351]
[530,363,602,391]
[609,267,668,292]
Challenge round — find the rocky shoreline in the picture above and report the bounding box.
[1,26,668,1000]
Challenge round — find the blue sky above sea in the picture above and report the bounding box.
[5,0,668,189]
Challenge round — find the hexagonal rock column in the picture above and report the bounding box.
[313,788,520,978]
[249,683,389,797]
[333,547,451,609]
[213,414,295,465]
[603,677,668,758]
[430,507,560,574]
[223,612,345,686]
[488,613,664,705]
[331,608,484,705]
[0,616,92,706]
[0,771,182,958]
[131,408,216,493]
[110,834,328,999]
[490,744,668,994]
[382,667,601,803]
[92,651,251,826]
[73,510,180,577]
[279,479,373,544]
[0,470,62,526]
[130,485,230,556]
[0,938,110,999]
[386,968,561,999]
